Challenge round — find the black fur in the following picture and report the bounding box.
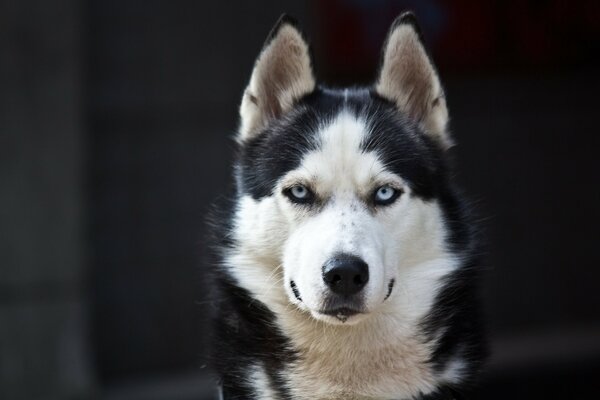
[210,271,295,399]
[239,87,443,201]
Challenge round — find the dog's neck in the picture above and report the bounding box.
[268,302,441,400]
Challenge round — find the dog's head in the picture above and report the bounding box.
[228,14,462,326]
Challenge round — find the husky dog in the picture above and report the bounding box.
[208,12,486,400]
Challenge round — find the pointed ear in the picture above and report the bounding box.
[376,12,451,149]
[238,15,315,141]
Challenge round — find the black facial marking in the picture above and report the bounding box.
[290,280,302,301]
[236,86,447,202]
[237,89,343,199]
[384,278,395,301]
[357,92,444,200]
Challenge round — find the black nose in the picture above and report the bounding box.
[322,254,369,296]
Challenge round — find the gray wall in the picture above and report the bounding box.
[0,1,93,399]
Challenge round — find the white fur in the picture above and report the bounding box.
[226,195,289,308]
[279,112,393,322]
[249,364,279,400]
[438,357,467,385]
[225,112,460,399]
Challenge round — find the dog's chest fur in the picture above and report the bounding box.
[265,305,439,400]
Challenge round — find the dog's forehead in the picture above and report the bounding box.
[237,88,439,199]
[287,112,384,191]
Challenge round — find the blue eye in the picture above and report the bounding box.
[290,185,308,199]
[374,185,401,205]
[285,185,314,204]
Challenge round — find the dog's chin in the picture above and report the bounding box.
[309,308,370,326]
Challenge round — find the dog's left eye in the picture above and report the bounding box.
[374,185,401,205]
[285,185,314,204]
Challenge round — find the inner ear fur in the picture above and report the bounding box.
[238,15,315,142]
[376,12,452,150]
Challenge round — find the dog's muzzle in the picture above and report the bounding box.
[318,253,369,321]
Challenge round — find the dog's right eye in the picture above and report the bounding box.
[284,185,314,204]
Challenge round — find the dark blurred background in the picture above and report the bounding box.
[2,0,599,399]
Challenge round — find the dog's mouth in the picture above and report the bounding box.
[290,280,365,323]
[317,307,363,323]
[317,293,367,323]
[290,278,396,324]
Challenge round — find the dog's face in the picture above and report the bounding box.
[228,15,456,326]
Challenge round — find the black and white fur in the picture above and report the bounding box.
[208,13,486,400]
